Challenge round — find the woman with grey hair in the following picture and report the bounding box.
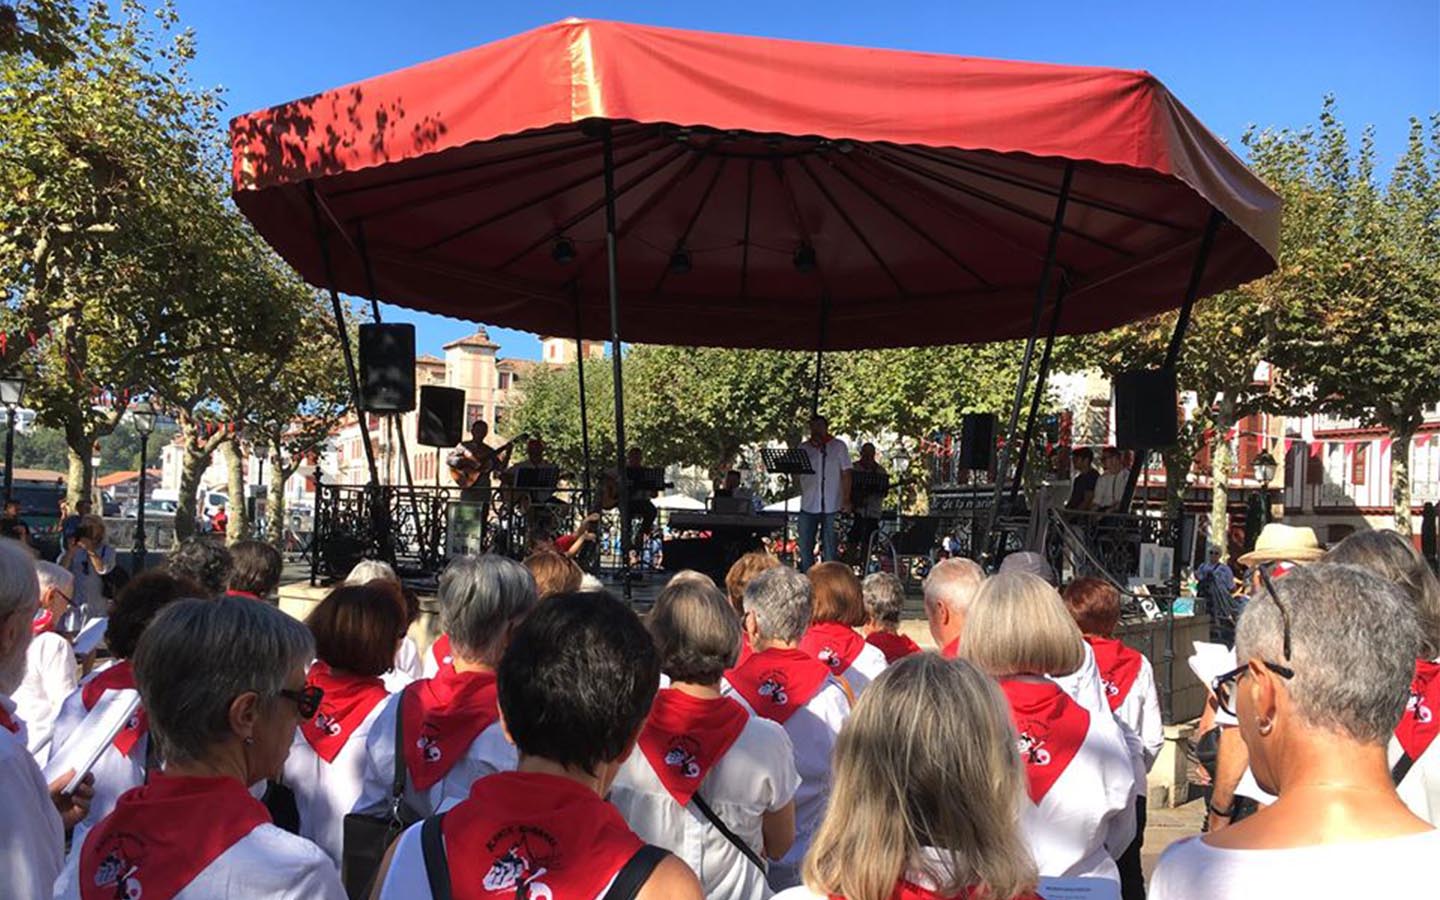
[54,596,344,899]
[1150,564,1440,898]
[723,565,850,890]
[354,554,537,818]
[861,572,920,663]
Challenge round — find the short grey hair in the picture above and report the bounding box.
[924,558,985,614]
[34,561,74,599]
[133,596,314,764]
[744,566,813,643]
[438,555,537,664]
[1237,563,1421,745]
[346,559,399,586]
[862,572,906,625]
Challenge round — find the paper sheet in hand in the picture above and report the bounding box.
[1038,877,1121,900]
[1187,640,1236,690]
[72,616,108,656]
[43,689,140,793]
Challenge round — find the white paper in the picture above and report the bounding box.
[1187,640,1236,690]
[42,690,141,793]
[1038,876,1121,900]
[72,616,108,656]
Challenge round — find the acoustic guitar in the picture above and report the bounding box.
[449,433,527,489]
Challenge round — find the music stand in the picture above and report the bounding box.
[514,465,560,490]
[762,448,813,566]
[849,469,890,495]
[625,466,669,492]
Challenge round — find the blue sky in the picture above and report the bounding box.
[178,0,1438,360]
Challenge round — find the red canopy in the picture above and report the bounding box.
[231,18,1280,350]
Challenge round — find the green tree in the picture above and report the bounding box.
[507,360,615,480]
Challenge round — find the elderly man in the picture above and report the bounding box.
[923,557,986,658]
[14,561,78,756]
[0,539,91,899]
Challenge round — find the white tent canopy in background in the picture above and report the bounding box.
[763,496,800,513]
[653,493,707,511]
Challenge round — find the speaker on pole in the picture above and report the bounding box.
[1113,367,1178,449]
[958,414,996,470]
[357,323,416,412]
[417,385,465,448]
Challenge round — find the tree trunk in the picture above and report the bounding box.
[1160,446,1189,521]
[265,442,288,547]
[174,441,211,545]
[221,439,248,544]
[1392,428,1416,537]
[1208,399,1237,552]
[65,445,92,510]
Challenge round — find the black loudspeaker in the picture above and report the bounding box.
[357,323,416,412]
[1114,367,1178,449]
[958,414,996,470]
[417,386,465,448]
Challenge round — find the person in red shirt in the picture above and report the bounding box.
[861,572,921,663]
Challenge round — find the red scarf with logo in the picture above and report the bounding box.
[999,679,1090,803]
[300,661,390,763]
[0,704,17,734]
[442,771,643,900]
[941,637,960,659]
[866,630,921,664]
[82,661,148,757]
[1397,658,1440,761]
[829,883,1042,900]
[79,774,269,900]
[402,667,500,790]
[430,634,456,677]
[638,689,749,806]
[31,606,54,635]
[1085,636,1144,712]
[800,621,866,676]
[222,589,263,601]
[727,647,833,725]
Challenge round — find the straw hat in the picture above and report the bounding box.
[1237,523,1325,567]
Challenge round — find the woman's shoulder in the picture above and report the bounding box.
[773,887,825,900]
[231,823,340,876]
[854,640,889,674]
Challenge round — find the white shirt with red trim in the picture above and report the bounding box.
[284,693,390,865]
[722,674,850,891]
[1113,653,1163,772]
[352,689,517,818]
[49,674,147,859]
[1390,656,1440,825]
[0,693,64,900]
[1053,641,1150,801]
[13,630,77,758]
[611,713,800,900]
[841,641,889,697]
[1150,829,1440,899]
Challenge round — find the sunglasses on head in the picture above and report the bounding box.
[278,684,324,719]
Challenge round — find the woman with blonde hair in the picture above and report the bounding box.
[777,654,1040,900]
[800,562,888,695]
[960,572,1135,886]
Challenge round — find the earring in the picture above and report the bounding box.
[1257,717,1274,736]
[243,736,254,746]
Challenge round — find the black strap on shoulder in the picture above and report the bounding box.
[601,844,668,900]
[420,813,451,900]
[390,686,409,805]
[1393,751,1417,787]
[690,792,767,872]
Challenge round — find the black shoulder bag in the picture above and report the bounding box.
[690,792,767,872]
[342,688,423,900]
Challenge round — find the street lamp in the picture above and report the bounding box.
[131,401,157,572]
[1252,448,1278,527]
[1,374,26,505]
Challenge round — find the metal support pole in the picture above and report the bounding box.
[982,162,1074,564]
[133,432,148,571]
[812,294,830,416]
[573,285,594,513]
[2,406,14,504]
[1009,279,1068,508]
[601,127,633,597]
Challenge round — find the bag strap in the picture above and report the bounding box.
[690,792,766,872]
[390,687,410,815]
[1393,751,1417,787]
[420,813,452,900]
[601,844,668,900]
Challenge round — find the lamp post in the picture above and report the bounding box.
[131,401,156,572]
[1,375,27,505]
[1252,448,1278,527]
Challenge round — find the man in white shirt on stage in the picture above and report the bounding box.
[796,415,851,572]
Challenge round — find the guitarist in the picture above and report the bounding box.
[447,419,515,503]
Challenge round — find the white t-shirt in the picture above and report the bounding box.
[283,696,391,865]
[1115,654,1164,773]
[353,690,517,818]
[65,544,116,619]
[0,695,64,900]
[54,820,346,900]
[1150,829,1440,899]
[798,438,852,515]
[383,637,423,693]
[13,630,77,757]
[840,641,889,698]
[610,714,800,900]
[1092,472,1124,511]
[50,676,149,858]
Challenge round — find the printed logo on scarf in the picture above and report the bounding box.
[816,646,843,672]
[1409,688,1433,725]
[91,834,146,900]
[417,725,443,763]
[483,826,558,899]
[757,672,789,706]
[1016,725,1052,767]
[312,711,343,737]
[662,735,703,779]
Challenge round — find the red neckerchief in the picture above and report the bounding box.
[638,689,749,806]
[443,771,643,900]
[999,679,1090,803]
[1085,636,1144,712]
[866,630,921,664]
[222,589,263,601]
[79,774,269,900]
[430,634,456,677]
[1397,658,1440,761]
[828,882,1043,900]
[800,621,867,675]
[0,704,18,734]
[941,637,960,659]
[402,667,500,790]
[727,647,832,725]
[82,661,148,757]
[300,661,390,763]
[735,632,754,668]
[31,606,54,635]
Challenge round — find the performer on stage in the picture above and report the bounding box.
[624,446,659,566]
[844,442,886,563]
[501,437,558,505]
[713,470,755,505]
[446,419,511,503]
[796,415,851,572]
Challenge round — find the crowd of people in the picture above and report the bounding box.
[1,519,1438,899]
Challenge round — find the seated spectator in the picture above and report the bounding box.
[164,536,233,597]
[861,572,920,663]
[524,548,584,600]
[611,577,798,899]
[1327,529,1440,826]
[800,562,888,696]
[724,551,780,667]
[54,596,344,899]
[226,539,284,602]
[1150,564,1440,898]
[1064,577,1163,900]
[922,558,985,658]
[345,559,423,690]
[51,570,203,856]
[723,566,851,890]
[960,572,1135,884]
[14,562,78,758]
[355,555,536,818]
[374,591,703,900]
[776,654,1041,900]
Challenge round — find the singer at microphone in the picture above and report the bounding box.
[797,414,852,572]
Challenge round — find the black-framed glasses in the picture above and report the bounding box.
[1212,568,1296,716]
[278,685,324,719]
